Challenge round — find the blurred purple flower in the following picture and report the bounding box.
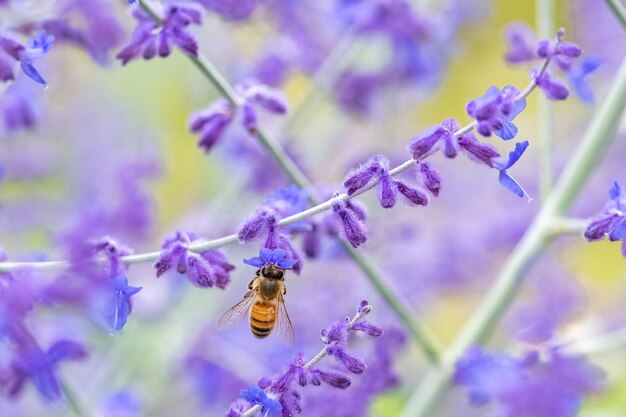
[43,0,125,65]
[196,0,260,21]
[0,79,41,134]
[333,72,381,116]
[117,2,203,65]
[0,323,86,401]
[0,30,54,86]
[567,57,601,104]
[154,231,234,288]
[584,181,626,257]
[101,390,143,417]
[454,347,605,417]
[241,384,282,417]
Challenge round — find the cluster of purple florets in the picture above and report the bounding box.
[225,300,382,417]
[584,181,626,257]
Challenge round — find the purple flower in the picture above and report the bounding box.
[333,71,381,116]
[466,85,526,140]
[240,384,282,417]
[408,118,461,161]
[504,22,537,64]
[18,30,55,87]
[100,390,142,417]
[567,57,601,104]
[416,162,441,197]
[103,275,142,331]
[189,99,235,152]
[43,0,126,65]
[237,186,306,273]
[584,181,626,257]
[243,248,298,269]
[532,69,570,100]
[343,155,386,195]
[116,2,203,65]
[331,199,367,248]
[458,133,501,168]
[454,347,604,417]
[0,324,86,401]
[492,140,530,199]
[1,79,40,134]
[154,231,234,288]
[0,30,54,86]
[196,0,260,21]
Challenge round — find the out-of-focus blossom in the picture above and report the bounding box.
[189,82,287,152]
[0,30,54,86]
[100,390,143,417]
[154,231,234,288]
[43,0,125,65]
[0,324,86,401]
[196,0,260,21]
[0,78,41,134]
[454,347,605,417]
[117,2,203,65]
[567,57,601,104]
[584,181,626,257]
[103,275,142,331]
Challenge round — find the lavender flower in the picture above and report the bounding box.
[466,85,526,140]
[238,186,307,273]
[492,140,530,199]
[416,162,441,197]
[503,23,588,102]
[331,199,367,248]
[0,324,86,401]
[154,231,234,288]
[584,181,626,257]
[189,82,287,152]
[196,0,260,21]
[454,347,604,417]
[243,248,297,270]
[224,300,382,417]
[116,2,203,65]
[567,57,601,104]
[0,30,55,86]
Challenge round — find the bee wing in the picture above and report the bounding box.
[217,289,258,330]
[276,294,295,346]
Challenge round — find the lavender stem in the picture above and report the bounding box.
[604,0,626,29]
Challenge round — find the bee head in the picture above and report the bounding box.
[261,264,285,280]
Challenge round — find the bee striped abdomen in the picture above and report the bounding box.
[249,301,277,338]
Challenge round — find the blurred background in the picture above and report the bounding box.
[0,0,625,416]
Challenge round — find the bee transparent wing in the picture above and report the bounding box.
[276,294,295,346]
[218,289,257,330]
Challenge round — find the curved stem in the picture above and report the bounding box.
[400,56,626,417]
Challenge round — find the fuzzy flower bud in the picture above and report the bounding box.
[331,199,367,248]
[416,162,442,197]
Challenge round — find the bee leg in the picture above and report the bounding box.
[248,279,255,290]
[283,287,287,295]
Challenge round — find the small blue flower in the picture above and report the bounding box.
[492,141,530,199]
[240,384,282,417]
[19,30,55,87]
[568,57,601,104]
[103,275,142,331]
[243,248,298,269]
[466,86,526,141]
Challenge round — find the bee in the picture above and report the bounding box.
[218,249,296,345]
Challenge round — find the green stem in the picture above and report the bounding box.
[536,0,555,200]
[401,56,626,417]
[604,0,626,29]
[137,0,443,366]
[61,380,88,417]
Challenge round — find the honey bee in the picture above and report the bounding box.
[218,256,295,345]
